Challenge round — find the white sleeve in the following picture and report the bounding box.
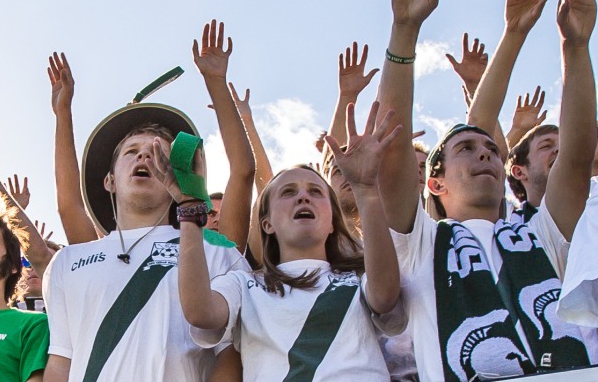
[557,178,598,326]
[189,271,243,350]
[42,248,73,359]
[390,201,436,278]
[361,274,407,336]
[528,197,570,279]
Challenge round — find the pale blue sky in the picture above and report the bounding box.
[0,0,594,244]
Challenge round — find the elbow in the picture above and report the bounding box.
[369,289,401,315]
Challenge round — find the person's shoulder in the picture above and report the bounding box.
[5,308,48,325]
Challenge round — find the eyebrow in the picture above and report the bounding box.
[536,136,556,145]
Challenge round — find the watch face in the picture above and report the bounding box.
[199,213,208,227]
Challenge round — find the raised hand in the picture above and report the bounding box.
[47,52,74,114]
[512,86,547,131]
[339,42,379,98]
[446,33,488,96]
[7,174,30,209]
[314,131,327,153]
[505,0,547,34]
[228,83,252,120]
[557,0,597,45]
[326,102,401,188]
[34,220,54,241]
[192,19,232,79]
[392,0,439,27]
[146,138,206,203]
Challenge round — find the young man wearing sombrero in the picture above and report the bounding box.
[377,0,597,380]
[42,21,250,382]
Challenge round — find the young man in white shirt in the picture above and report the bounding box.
[377,0,597,380]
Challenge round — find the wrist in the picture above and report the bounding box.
[177,201,209,228]
[203,75,227,86]
[562,40,590,52]
[55,105,73,116]
[338,93,359,102]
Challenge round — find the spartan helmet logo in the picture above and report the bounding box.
[519,278,584,343]
[447,310,532,381]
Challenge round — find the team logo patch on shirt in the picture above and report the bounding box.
[143,242,179,271]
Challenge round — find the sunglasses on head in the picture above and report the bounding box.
[21,257,31,268]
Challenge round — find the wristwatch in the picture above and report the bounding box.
[177,202,209,227]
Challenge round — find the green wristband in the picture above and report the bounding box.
[170,132,212,210]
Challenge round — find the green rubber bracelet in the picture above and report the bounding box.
[170,132,212,210]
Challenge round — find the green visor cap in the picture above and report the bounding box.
[426,123,492,179]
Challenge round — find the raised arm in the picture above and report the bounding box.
[48,53,99,244]
[0,181,53,279]
[467,0,546,135]
[326,102,401,314]
[507,86,547,150]
[377,0,438,234]
[7,174,30,210]
[228,83,273,194]
[147,137,229,330]
[546,0,597,240]
[446,33,488,100]
[323,42,379,159]
[193,20,255,253]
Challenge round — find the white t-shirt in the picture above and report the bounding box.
[558,176,598,326]
[43,225,248,382]
[392,199,596,382]
[191,259,404,382]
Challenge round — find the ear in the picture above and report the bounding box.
[261,217,275,235]
[104,173,115,193]
[427,176,446,197]
[510,165,528,182]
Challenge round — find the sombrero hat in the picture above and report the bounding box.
[82,68,198,234]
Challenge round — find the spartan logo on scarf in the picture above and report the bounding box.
[143,242,179,271]
[446,223,491,279]
[435,219,589,382]
[447,310,532,381]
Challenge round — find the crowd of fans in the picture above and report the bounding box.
[1,0,598,381]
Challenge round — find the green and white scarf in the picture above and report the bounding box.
[434,219,589,381]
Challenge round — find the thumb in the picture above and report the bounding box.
[324,135,343,160]
[445,53,459,68]
[364,68,380,83]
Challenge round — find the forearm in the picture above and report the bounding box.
[377,23,421,234]
[546,44,596,241]
[353,185,399,315]
[0,184,52,277]
[208,345,243,382]
[506,126,529,151]
[179,222,229,329]
[559,44,596,167]
[204,76,255,251]
[493,120,509,163]
[467,31,527,135]
[43,355,70,382]
[204,77,255,178]
[54,108,98,243]
[242,115,273,194]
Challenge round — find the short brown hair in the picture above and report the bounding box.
[413,141,429,156]
[109,123,174,174]
[506,125,559,202]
